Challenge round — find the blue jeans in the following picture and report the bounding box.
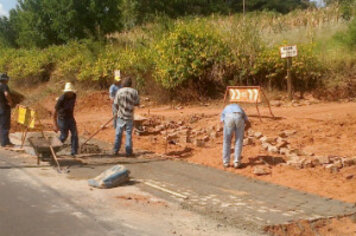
[112,104,117,128]
[57,117,78,155]
[113,118,133,155]
[223,113,245,165]
[0,108,11,146]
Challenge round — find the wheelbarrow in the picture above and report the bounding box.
[28,136,63,169]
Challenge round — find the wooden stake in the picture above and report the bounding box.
[20,127,28,148]
[37,117,61,172]
[255,103,262,122]
[260,88,275,118]
[165,124,168,154]
[287,57,293,101]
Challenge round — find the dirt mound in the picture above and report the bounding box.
[76,91,111,112]
[265,214,356,236]
[80,143,101,154]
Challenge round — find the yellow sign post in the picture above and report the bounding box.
[17,105,29,125]
[16,105,39,148]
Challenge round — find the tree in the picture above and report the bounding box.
[3,0,122,48]
[0,16,17,47]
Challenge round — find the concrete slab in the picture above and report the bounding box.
[67,156,356,233]
[10,131,58,146]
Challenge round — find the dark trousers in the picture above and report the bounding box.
[57,117,78,155]
[0,108,11,146]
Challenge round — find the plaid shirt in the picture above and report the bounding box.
[114,87,140,120]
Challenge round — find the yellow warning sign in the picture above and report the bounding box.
[29,110,36,129]
[225,86,261,104]
[17,106,37,128]
[223,86,275,121]
[17,105,29,125]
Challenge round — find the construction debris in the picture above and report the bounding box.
[253,166,271,176]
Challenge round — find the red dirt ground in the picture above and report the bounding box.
[265,214,356,236]
[55,92,356,204]
[23,91,356,234]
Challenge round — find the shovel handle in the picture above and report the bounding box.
[81,116,115,148]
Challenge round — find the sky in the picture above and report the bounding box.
[0,0,17,17]
[0,0,325,17]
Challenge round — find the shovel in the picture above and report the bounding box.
[80,116,114,152]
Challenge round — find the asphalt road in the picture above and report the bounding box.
[0,150,135,236]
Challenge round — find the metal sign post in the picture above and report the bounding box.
[280,45,298,101]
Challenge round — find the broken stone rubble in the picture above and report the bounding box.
[247,129,356,171]
[155,121,356,173]
[253,166,271,176]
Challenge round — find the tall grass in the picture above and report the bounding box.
[0,4,354,100]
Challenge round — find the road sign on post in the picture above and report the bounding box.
[280,45,298,59]
[114,70,121,81]
[224,86,274,121]
[280,45,298,100]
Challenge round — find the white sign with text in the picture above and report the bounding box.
[280,45,298,59]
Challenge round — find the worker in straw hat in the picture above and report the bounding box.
[0,73,14,147]
[53,82,78,156]
[109,70,122,128]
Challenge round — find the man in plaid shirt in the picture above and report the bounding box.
[113,77,140,157]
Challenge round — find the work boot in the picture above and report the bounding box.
[223,163,229,168]
[125,153,135,158]
[234,162,242,169]
[112,150,119,157]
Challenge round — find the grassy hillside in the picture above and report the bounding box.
[0,4,355,100]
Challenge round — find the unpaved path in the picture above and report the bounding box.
[34,92,356,203]
[68,94,356,204]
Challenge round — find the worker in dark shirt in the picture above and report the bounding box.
[0,73,14,147]
[53,82,78,156]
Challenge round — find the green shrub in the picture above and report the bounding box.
[153,19,232,97]
[248,43,323,94]
[0,47,53,85]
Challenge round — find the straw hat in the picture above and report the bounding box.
[63,82,76,93]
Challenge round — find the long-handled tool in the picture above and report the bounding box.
[80,116,114,152]
[37,118,62,172]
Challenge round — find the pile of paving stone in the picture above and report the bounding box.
[166,125,222,147]
[145,117,356,174]
[149,118,223,147]
[246,129,356,173]
[269,98,321,108]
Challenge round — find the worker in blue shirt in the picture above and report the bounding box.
[220,103,251,168]
[109,76,122,128]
